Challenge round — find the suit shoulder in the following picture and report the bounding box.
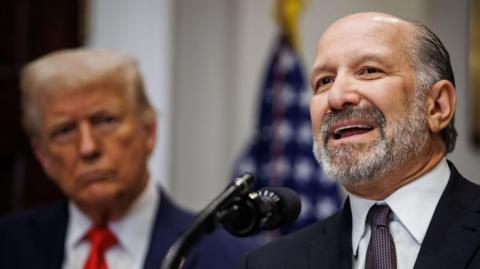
[448,161,480,200]
[239,212,342,269]
[0,201,67,266]
[252,214,336,254]
[0,201,66,231]
[200,227,258,252]
[187,228,258,269]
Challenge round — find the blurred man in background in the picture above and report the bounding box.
[0,48,254,269]
[238,12,480,269]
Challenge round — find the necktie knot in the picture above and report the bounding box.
[367,204,391,227]
[86,226,117,251]
[84,226,117,269]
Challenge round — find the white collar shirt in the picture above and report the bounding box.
[350,158,450,269]
[63,178,159,269]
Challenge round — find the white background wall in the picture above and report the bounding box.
[88,0,479,211]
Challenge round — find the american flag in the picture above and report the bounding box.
[233,34,341,234]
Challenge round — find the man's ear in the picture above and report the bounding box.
[426,80,456,133]
[141,109,157,154]
[31,137,51,173]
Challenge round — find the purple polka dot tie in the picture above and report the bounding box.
[365,205,397,269]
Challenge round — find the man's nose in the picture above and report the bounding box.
[78,122,100,160]
[327,75,361,111]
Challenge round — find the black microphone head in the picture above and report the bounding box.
[216,195,261,237]
[217,186,301,237]
[257,187,301,230]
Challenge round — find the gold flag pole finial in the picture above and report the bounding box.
[274,0,303,51]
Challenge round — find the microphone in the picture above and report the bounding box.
[160,173,255,269]
[216,187,301,237]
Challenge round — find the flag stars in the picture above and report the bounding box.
[299,87,312,107]
[294,158,314,182]
[273,157,291,177]
[297,122,313,145]
[315,197,338,219]
[278,84,296,107]
[275,120,293,142]
[279,49,295,72]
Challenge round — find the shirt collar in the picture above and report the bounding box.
[66,178,160,263]
[349,158,450,256]
[66,200,92,250]
[349,192,376,257]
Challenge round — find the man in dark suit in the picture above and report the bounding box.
[238,12,480,269]
[0,48,254,269]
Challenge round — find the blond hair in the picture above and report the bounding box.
[20,48,153,137]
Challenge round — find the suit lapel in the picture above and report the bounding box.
[143,190,194,269]
[309,200,352,269]
[415,163,480,269]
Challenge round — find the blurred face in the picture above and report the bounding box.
[310,14,430,186]
[32,81,156,214]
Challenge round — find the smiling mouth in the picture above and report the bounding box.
[332,124,375,140]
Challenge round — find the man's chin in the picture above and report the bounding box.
[314,138,388,182]
[324,164,382,187]
[322,149,389,184]
[76,187,119,207]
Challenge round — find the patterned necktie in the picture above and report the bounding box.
[83,226,117,269]
[365,205,397,269]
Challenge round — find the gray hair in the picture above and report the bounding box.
[20,48,153,137]
[408,21,457,153]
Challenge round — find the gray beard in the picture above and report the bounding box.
[313,92,429,186]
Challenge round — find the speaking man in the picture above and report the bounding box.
[238,12,480,269]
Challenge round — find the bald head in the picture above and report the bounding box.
[330,11,406,25]
[21,48,153,137]
[324,12,409,33]
[315,12,413,69]
[312,12,457,153]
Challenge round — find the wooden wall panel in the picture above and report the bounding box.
[0,0,84,215]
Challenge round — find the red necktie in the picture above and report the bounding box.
[83,226,117,269]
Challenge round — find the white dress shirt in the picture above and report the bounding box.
[62,179,160,269]
[350,158,450,269]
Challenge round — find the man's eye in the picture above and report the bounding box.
[315,77,335,89]
[101,116,117,124]
[93,115,119,128]
[361,67,380,75]
[50,124,76,141]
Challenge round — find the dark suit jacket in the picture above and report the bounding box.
[238,162,480,269]
[0,190,256,269]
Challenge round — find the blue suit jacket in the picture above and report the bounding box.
[0,190,256,269]
[238,162,480,269]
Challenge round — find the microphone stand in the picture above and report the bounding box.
[160,174,255,269]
